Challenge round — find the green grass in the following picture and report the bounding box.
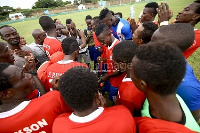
[0,0,199,80]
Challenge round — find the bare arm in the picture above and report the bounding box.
[78,30,87,49]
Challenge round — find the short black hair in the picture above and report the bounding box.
[0,25,16,37]
[0,63,12,92]
[115,12,123,18]
[95,23,110,36]
[85,15,92,20]
[92,16,100,25]
[144,2,158,17]
[159,23,194,52]
[62,37,79,55]
[112,40,138,63]
[133,41,186,96]
[139,21,158,43]
[58,67,98,112]
[99,8,110,20]
[53,18,58,23]
[39,16,55,32]
[194,0,200,23]
[66,18,72,24]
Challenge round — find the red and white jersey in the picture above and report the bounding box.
[117,78,146,114]
[43,36,63,58]
[46,60,88,89]
[106,38,125,87]
[0,91,72,133]
[183,29,200,59]
[53,105,136,133]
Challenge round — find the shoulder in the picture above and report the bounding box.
[21,45,32,51]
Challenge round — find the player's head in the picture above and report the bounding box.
[151,23,195,52]
[176,0,200,25]
[95,23,112,47]
[59,67,98,112]
[53,18,61,24]
[99,8,114,28]
[112,40,138,72]
[0,63,36,101]
[39,16,56,32]
[66,18,76,31]
[55,23,62,37]
[19,36,26,45]
[91,16,101,31]
[61,37,79,59]
[85,15,92,30]
[0,25,20,46]
[0,41,14,64]
[32,29,46,45]
[141,2,158,23]
[114,12,123,18]
[130,41,186,96]
[132,21,158,46]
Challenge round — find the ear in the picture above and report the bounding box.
[139,80,147,93]
[149,13,154,18]
[94,93,100,106]
[193,14,200,21]
[0,89,14,99]
[138,39,144,46]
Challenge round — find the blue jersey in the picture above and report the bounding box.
[177,62,200,111]
[111,18,132,41]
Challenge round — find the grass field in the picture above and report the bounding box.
[0,0,199,80]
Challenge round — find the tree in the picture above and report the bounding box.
[0,6,15,21]
[34,0,57,8]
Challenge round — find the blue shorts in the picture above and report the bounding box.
[103,80,119,101]
[88,46,101,62]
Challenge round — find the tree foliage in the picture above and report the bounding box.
[0,6,15,21]
[33,0,65,8]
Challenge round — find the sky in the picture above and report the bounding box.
[0,0,69,9]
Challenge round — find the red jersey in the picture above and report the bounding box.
[0,91,72,133]
[183,30,200,58]
[37,51,65,91]
[106,38,125,87]
[93,33,101,47]
[117,78,146,114]
[43,36,63,58]
[53,105,136,133]
[135,117,197,133]
[46,60,88,90]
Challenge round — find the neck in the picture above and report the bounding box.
[125,68,131,78]
[0,98,28,113]
[35,40,43,45]
[109,36,116,47]
[112,16,116,26]
[47,30,57,38]
[8,44,21,50]
[146,91,182,122]
[188,21,196,27]
[73,102,99,117]
[63,55,74,61]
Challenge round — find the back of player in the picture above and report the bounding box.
[53,67,136,133]
[53,105,135,133]
[39,16,63,58]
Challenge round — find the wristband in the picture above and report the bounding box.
[160,21,169,26]
[79,46,82,49]
[29,70,37,76]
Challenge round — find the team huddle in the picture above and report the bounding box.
[0,1,200,133]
